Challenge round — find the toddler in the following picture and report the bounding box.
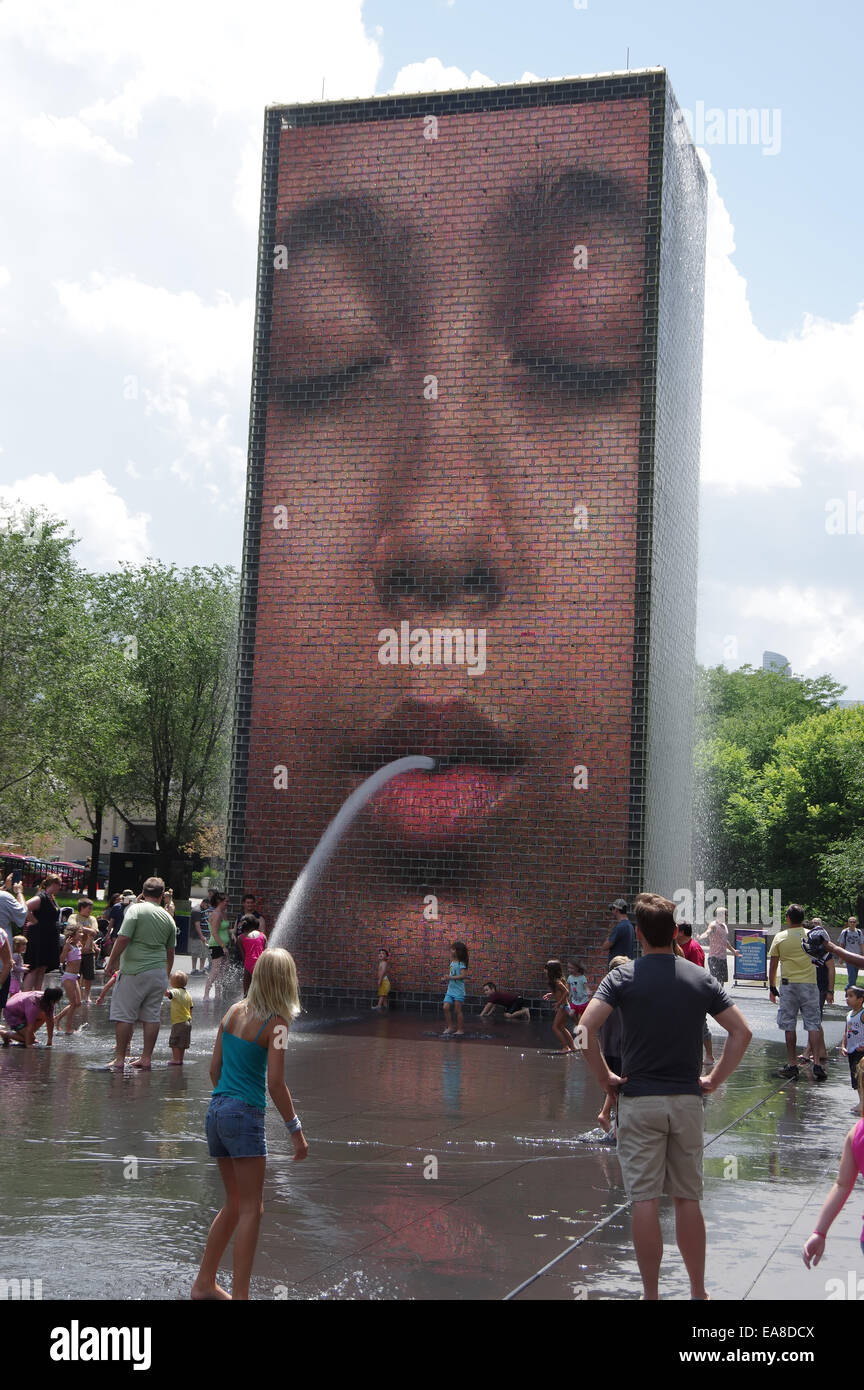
[165,970,193,1065]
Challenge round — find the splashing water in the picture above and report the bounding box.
[268,755,436,952]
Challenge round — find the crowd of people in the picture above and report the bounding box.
[2,867,863,1301]
[0,873,270,1062]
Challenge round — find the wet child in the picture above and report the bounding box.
[9,936,28,1000]
[192,948,307,1300]
[566,959,590,1019]
[70,897,99,1003]
[442,941,469,1037]
[372,948,391,1011]
[597,955,630,1134]
[543,959,578,1054]
[842,986,864,1110]
[57,926,84,1032]
[0,987,63,1046]
[165,970,193,1065]
[95,970,118,1005]
[479,983,530,1021]
[236,914,266,997]
[803,1058,864,1270]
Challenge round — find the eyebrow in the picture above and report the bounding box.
[501,164,644,239]
[277,195,414,265]
[276,164,642,265]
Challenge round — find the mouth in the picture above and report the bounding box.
[344,699,527,844]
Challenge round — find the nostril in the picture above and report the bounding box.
[382,563,453,610]
[463,564,506,605]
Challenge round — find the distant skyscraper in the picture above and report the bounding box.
[763,651,790,673]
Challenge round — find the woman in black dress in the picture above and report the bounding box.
[22,873,62,992]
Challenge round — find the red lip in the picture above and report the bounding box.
[371,766,518,843]
[344,699,526,845]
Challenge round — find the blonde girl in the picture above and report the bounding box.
[192,948,308,1301]
[543,958,578,1054]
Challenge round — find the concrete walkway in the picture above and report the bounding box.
[0,975,856,1301]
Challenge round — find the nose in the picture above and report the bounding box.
[372,379,516,619]
[373,532,506,616]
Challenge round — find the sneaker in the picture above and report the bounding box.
[813,1064,828,1082]
[775,1065,799,1080]
[441,1029,453,1037]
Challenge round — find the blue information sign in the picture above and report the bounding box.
[734,928,768,985]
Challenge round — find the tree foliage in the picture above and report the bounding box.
[694,663,864,920]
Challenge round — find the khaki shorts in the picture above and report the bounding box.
[169,1021,192,1050]
[109,968,166,1024]
[616,1094,704,1202]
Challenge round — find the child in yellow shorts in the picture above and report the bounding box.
[373,949,391,1011]
[165,970,193,1064]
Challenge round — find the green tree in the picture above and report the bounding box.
[695,664,844,768]
[753,705,864,911]
[88,562,239,881]
[819,831,864,923]
[49,587,143,896]
[693,663,846,889]
[0,503,80,840]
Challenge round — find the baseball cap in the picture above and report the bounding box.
[609,898,629,913]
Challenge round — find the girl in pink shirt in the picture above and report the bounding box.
[803,1061,864,1267]
[237,915,266,997]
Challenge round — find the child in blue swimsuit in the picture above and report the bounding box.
[442,941,469,1037]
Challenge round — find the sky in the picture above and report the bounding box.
[0,0,862,693]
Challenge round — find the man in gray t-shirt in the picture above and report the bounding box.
[581,892,752,1302]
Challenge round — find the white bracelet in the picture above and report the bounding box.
[286,1115,302,1133]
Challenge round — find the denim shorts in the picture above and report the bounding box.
[444,987,465,1004]
[206,1094,267,1158]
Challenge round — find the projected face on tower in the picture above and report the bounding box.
[247,98,651,988]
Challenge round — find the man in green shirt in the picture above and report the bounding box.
[105,876,177,1071]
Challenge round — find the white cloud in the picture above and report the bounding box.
[0,0,382,134]
[701,154,864,494]
[20,113,131,164]
[55,274,253,503]
[55,274,252,388]
[389,59,496,95]
[737,584,864,675]
[2,470,151,567]
[0,268,11,289]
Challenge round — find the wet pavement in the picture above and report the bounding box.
[0,970,858,1301]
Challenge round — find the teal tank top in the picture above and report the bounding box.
[212,1014,272,1111]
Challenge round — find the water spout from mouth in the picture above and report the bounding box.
[268,755,437,951]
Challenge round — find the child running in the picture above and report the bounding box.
[843,986,864,1112]
[597,954,630,1134]
[803,1058,864,1269]
[442,941,469,1037]
[372,948,391,1011]
[165,970,193,1065]
[543,958,578,1054]
[192,948,308,1300]
[57,926,84,1033]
